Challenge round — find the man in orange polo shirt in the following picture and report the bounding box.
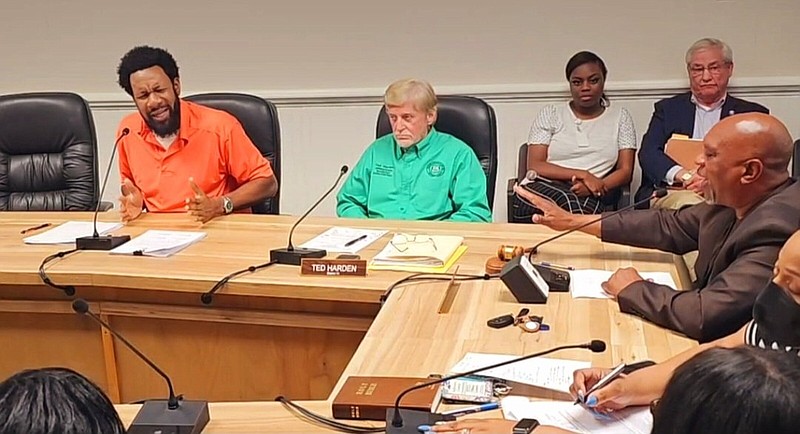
[115,45,278,223]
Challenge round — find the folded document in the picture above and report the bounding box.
[370,233,464,268]
[109,230,206,257]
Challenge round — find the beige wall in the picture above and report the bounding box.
[1,1,799,222]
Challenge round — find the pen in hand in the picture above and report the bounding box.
[343,234,367,247]
[574,362,627,405]
[20,223,52,234]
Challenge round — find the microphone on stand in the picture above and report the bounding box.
[386,340,607,434]
[270,165,349,265]
[71,299,209,434]
[76,128,132,250]
[501,188,668,303]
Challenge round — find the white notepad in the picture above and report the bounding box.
[570,270,676,299]
[370,233,464,268]
[299,227,387,254]
[23,221,123,245]
[109,230,206,258]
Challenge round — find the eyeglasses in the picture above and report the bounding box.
[688,63,730,77]
[390,234,437,252]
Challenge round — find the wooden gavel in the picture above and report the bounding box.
[486,245,534,274]
[496,245,534,261]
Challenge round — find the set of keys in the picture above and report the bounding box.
[486,308,549,333]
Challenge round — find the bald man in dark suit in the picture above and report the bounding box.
[515,113,799,343]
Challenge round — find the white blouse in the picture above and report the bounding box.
[528,102,637,178]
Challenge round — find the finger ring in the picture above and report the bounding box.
[461,429,471,434]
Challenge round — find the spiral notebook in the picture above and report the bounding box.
[370,233,464,268]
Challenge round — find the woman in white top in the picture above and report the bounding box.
[513,51,637,221]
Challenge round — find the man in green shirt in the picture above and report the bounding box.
[336,79,492,222]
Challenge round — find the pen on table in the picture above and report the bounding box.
[20,223,52,234]
[343,234,367,247]
[442,402,500,417]
[537,261,575,271]
[416,403,501,431]
[574,362,627,405]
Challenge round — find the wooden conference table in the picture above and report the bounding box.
[0,212,695,431]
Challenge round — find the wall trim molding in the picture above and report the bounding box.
[85,76,800,110]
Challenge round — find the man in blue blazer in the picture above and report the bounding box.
[635,38,769,208]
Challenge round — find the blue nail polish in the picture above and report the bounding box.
[591,409,613,421]
[586,395,598,407]
[417,425,433,432]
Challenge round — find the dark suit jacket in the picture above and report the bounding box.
[634,92,769,207]
[602,179,800,343]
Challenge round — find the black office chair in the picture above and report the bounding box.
[376,95,498,208]
[185,93,281,215]
[506,143,631,222]
[793,139,799,179]
[0,92,102,211]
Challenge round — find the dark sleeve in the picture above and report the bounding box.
[638,100,679,183]
[617,218,789,343]
[601,205,703,255]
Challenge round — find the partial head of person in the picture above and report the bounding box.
[685,38,734,106]
[0,367,125,434]
[774,229,800,303]
[384,78,437,148]
[117,45,181,137]
[565,51,608,114]
[696,112,792,215]
[651,346,800,434]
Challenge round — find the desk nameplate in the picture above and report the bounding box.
[301,259,368,277]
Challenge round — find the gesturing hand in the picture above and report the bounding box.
[119,179,144,223]
[513,184,574,231]
[185,177,223,224]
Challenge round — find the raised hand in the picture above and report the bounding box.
[119,179,144,223]
[185,177,223,223]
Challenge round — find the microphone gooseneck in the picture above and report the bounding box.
[92,128,130,237]
[527,188,667,257]
[390,341,606,428]
[71,298,180,410]
[285,165,349,251]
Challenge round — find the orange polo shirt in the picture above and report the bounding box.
[117,100,274,212]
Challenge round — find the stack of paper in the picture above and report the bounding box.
[299,227,387,254]
[369,233,465,271]
[570,270,676,299]
[23,221,123,245]
[501,396,652,434]
[448,353,591,393]
[109,230,206,257]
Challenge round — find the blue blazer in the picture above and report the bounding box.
[634,92,769,206]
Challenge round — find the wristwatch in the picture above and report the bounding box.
[222,196,234,215]
[679,171,693,184]
[513,418,540,434]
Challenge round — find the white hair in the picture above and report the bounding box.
[685,38,734,64]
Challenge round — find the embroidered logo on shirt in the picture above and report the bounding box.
[426,161,445,177]
[374,164,394,177]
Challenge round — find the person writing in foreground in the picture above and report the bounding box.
[431,346,800,434]
[515,113,799,342]
[336,78,492,222]
[115,45,278,223]
[568,229,800,414]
